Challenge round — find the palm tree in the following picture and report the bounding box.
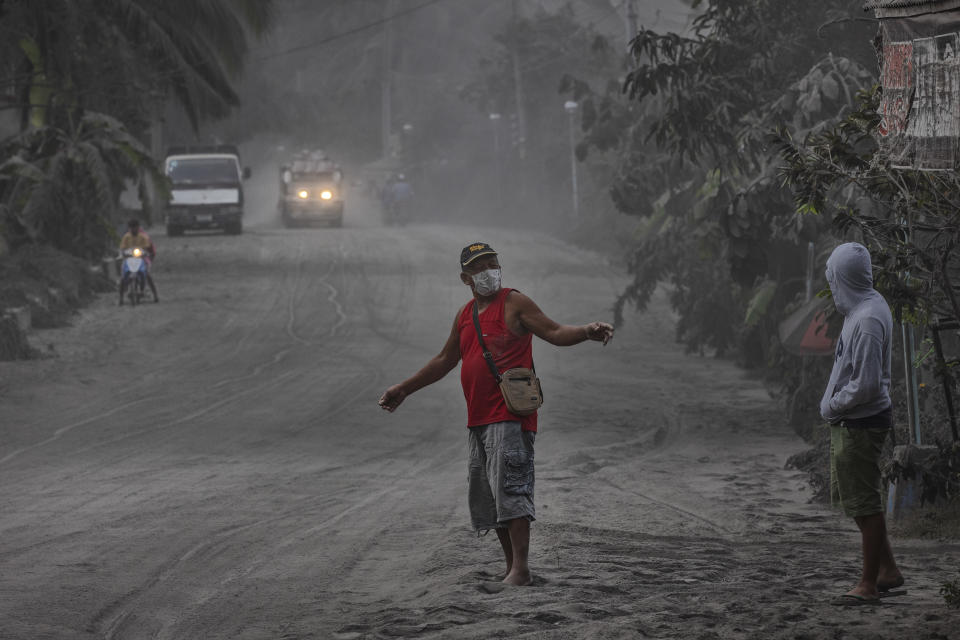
[0,111,165,259]
[0,0,274,257]
[1,0,274,132]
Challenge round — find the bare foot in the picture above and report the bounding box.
[502,569,532,586]
[877,574,904,592]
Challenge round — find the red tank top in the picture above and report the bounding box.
[458,288,537,432]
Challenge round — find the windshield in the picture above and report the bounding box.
[292,171,339,184]
[167,158,239,185]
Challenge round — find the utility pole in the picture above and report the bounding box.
[625,0,638,49]
[564,101,579,219]
[381,0,396,160]
[510,0,527,161]
[900,217,924,445]
[902,321,923,444]
[489,113,503,209]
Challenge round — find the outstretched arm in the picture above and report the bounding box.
[378,311,462,412]
[511,291,613,346]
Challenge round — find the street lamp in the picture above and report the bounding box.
[401,122,414,163]
[564,100,579,219]
[489,113,503,209]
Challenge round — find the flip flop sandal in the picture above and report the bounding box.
[831,594,881,606]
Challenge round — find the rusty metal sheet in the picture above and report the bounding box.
[876,10,960,170]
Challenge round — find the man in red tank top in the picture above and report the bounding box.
[379,242,614,586]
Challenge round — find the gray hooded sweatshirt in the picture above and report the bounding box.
[819,242,893,423]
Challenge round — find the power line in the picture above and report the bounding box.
[256,0,460,61]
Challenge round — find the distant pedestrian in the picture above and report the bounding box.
[820,242,903,606]
[378,242,614,586]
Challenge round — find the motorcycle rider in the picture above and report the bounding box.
[381,173,414,224]
[118,218,159,303]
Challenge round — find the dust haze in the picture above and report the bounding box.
[4,2,960,640]
[179,0,694,233]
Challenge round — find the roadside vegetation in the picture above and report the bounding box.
[0,0,273,357]
[564,0,960,540]
[943,574,960,609]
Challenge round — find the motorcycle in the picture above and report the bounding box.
[381,178,413,226]
[383,197,413,227]
[119,247,149,306]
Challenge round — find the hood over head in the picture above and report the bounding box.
[825,242,875,315]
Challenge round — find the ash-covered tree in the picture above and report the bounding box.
[460,4,619,224]
[0,0,273,258]
[1,0,274,132]
[778,85,960,450]
[575,0,876,363]
[779,85,960,328]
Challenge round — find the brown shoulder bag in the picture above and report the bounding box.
[472,301,543,416]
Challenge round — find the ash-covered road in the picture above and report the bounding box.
[1,195,958,639]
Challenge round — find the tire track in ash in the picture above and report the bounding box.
[255,233,418,443]
[284,237,349,345]
[2,233,287,466]
[193,234,362,414]
[206,236,393,446]
[0,259,303,540]
[3,237,347,490]
[151,438,466,640]
[150,236,340,430]
[0,397,152,467]
[596,476,735,536]
[190,233,469,637]
[89,236,359,448]
[90,518,289,640]
[3,231,401,639]
[219,239,292,359]
[140,231,317,394]
[287,232,419,421]
[545,407,735,537]
[283,237,313,346]
[69,235,375,610]
[89,232,454,639]
[207,241,326,391]
[347,233,431,354]
[90,401,462,639]
[216,233,420,481]
[101,237,363,453]
[524,245,736,541]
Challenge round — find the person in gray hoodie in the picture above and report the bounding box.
[820,242,904,606]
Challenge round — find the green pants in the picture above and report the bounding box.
[830,425,889,518]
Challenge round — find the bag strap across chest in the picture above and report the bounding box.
[472,301,503,383]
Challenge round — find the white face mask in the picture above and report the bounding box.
[471,268,502,296]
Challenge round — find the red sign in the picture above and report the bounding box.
[877,11,960,170]
[878,42,913,138]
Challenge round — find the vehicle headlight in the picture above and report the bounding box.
[132,248,142,257]
[320,190,333,200]
[297,189,309,199]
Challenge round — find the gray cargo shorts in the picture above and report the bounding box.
[467,420,535,532]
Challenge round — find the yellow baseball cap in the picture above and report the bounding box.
[459,242,497,268]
